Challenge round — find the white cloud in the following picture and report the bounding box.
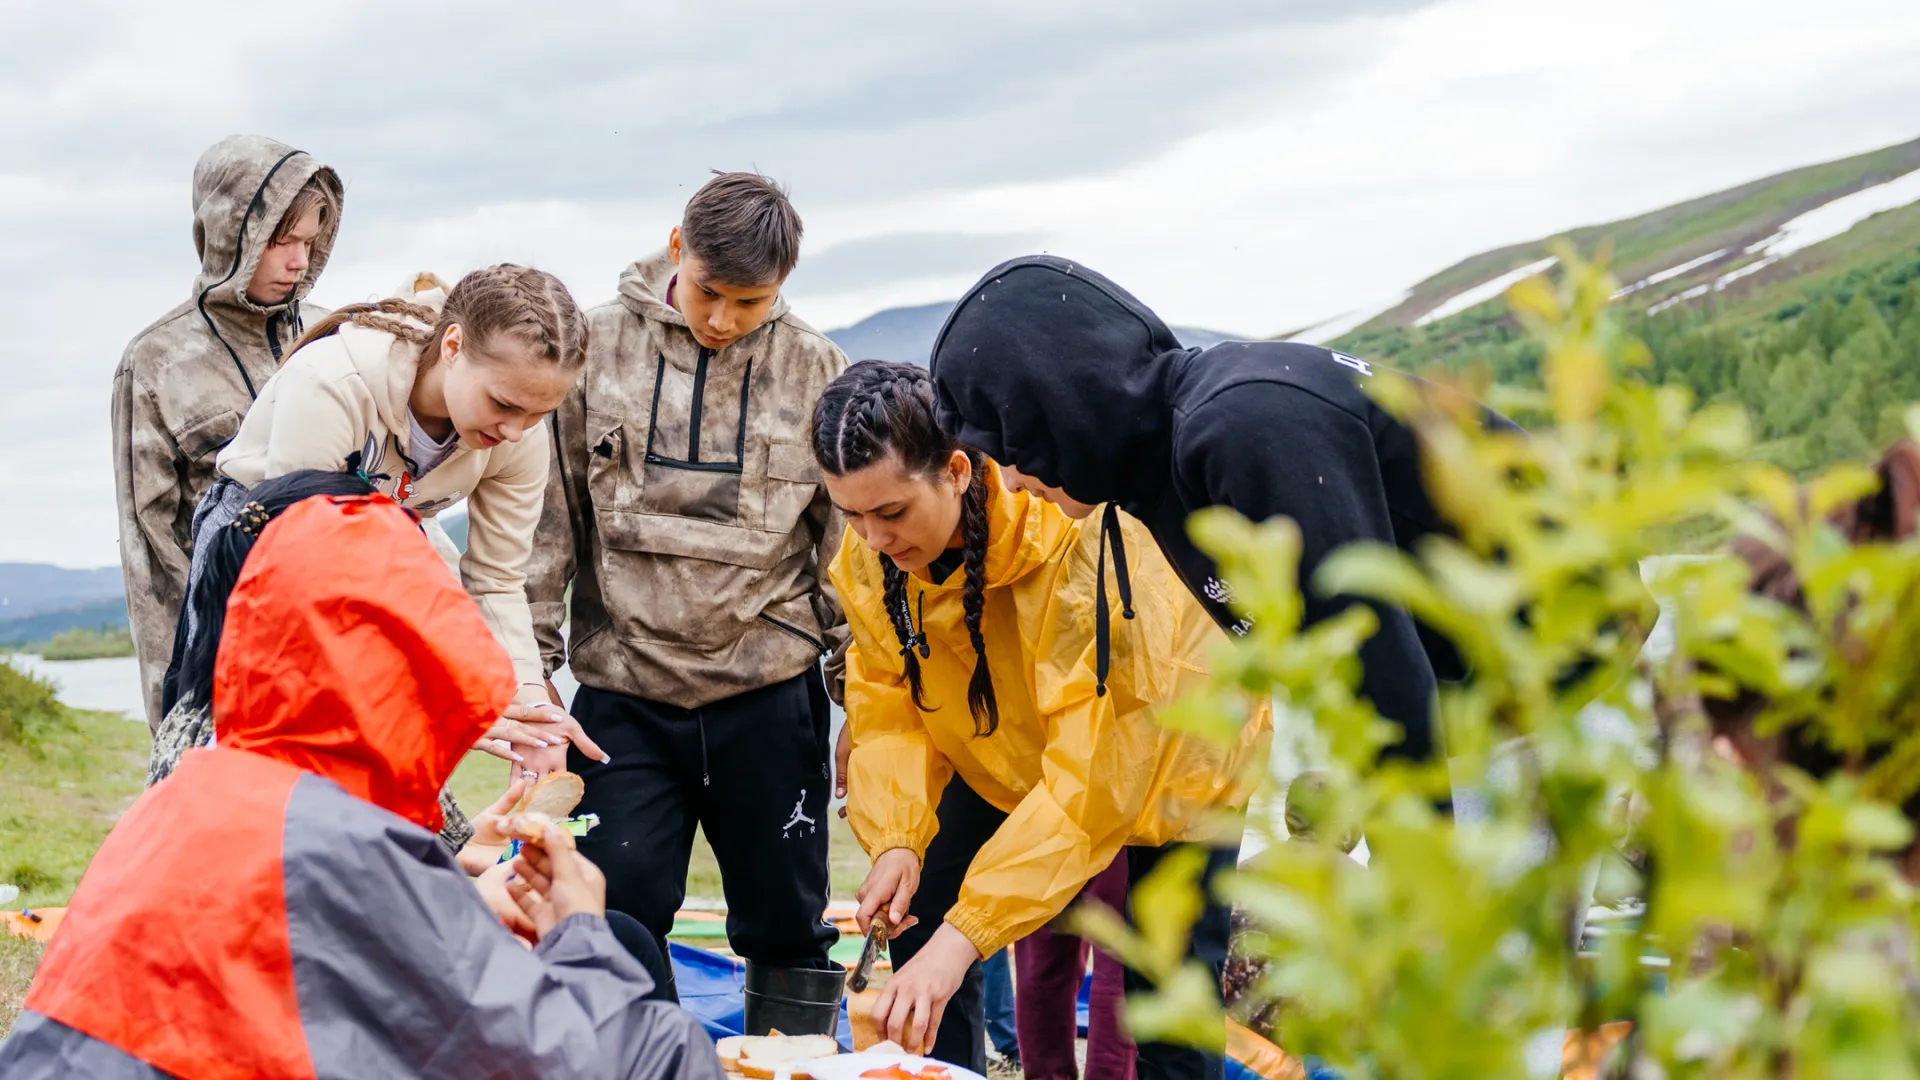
[1,0,1917,565]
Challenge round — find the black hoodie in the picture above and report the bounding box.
[930,256,1519,764]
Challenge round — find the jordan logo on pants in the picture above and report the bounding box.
[783,790,817,838]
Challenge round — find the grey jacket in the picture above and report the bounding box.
[0,768,719,1079]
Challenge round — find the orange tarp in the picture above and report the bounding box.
[4,907,66,943]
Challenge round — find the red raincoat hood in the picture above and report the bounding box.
[212,494,513,831]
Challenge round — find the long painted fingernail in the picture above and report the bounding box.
[510,753,525,763]
[599,753,612,763]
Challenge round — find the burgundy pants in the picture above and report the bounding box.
[1015,859,1136,1080]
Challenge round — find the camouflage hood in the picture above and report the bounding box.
[615,249,791,341]
[115,136,344,733]
[191,134,343,321]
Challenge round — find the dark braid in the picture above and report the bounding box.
[813,359,1000,732]
[881,561,932,711]
[958,464,998,735]
[170,469,379,715]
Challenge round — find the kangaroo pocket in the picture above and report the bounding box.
[592,508,815,651]
[634,351,752,525]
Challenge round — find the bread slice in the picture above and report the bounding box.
[733,1034,840,1079]
[501,811,573,850]
[511,771,586,819]
[717,1035,751,1072]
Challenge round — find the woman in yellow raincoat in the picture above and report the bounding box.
[812,360,1271,1080]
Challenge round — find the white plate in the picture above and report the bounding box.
[798,1052,986,1080]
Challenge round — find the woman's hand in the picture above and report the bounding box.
[507,824,608,939]
[481,700,610,779]
[870,924,980,1054]
[834,722,852,819]
[855,848,922,939]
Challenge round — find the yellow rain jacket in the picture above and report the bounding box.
[833,464,1271,958]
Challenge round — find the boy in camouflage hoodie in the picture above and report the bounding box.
[111,135,343,730]
[528,172,849,1023]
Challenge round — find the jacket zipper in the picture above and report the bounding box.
[687,346,711,462]
[758,613,828,655]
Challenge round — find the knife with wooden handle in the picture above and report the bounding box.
[846,914,891,993]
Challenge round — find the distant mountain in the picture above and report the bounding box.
[1330,135,1920,346]
[1321,134,1920,478]
[827,301,1241,365]
[0,564,124,622]
[0,597,127,646]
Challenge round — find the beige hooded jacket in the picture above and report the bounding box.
[526,251,850,708]
[112,135,344,730]
[218,276,551,701]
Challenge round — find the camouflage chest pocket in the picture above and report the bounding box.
[634,352,753,526]
[175,408,243,462]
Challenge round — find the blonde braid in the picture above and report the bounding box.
[346,298,438,345]
[423,264,587,371]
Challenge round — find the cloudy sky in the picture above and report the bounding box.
[5,0,1920,568]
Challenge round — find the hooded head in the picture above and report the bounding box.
[212,493,514,832]
[191,134,343,317]
[929,256,1191,509]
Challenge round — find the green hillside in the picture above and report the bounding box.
[1331,136,1920,477]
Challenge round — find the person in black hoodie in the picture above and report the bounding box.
[928,255,1521,766]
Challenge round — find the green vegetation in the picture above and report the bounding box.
[1094,249,1920,1076]
[0,704,147,1036]
[0,707,149,909]
[0,659,76,751]
[31,626,135,661]
[1,937,42,1041]
[1338,237,1920,492]
[1359,135,1920,334]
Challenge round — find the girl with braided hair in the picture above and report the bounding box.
[204,266,608,785]
[814,360,1272,1080]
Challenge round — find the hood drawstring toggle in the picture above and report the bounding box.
[896,587,931,659]
[1094,502,1136,697]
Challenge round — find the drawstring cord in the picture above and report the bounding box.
[1094,502,1136,697]
[697,710,711,788]
[896,584,930,660]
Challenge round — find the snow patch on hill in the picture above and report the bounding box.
[1414,256,1559,326]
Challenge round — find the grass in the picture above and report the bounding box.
[447,750,873,902]
[1,937,42,1039]
[0,709,149,909]
[0,708,149,1038]
[32,627,135,662]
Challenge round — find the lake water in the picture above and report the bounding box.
[5,653,146,719]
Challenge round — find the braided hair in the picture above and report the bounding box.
[812,360,1000,736]
[287,264,589,372]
